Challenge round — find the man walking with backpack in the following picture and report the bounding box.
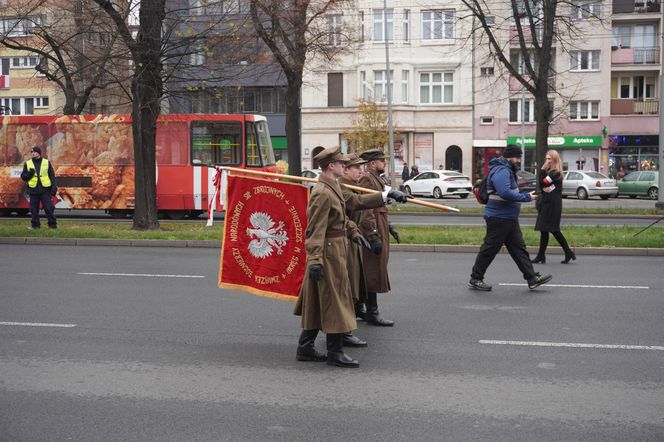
[468,144,552,291]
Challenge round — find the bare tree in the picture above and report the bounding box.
[0,0,131,115]
[460,0,593,179]
[249,0,351,176]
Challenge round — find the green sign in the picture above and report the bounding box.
[507,135,602,148]
[271,136,287,150]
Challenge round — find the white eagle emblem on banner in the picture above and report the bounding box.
[246,212,289,258]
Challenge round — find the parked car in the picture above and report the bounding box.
[516,170,537,192]
[618,171,659,200]
[562,170,618,200]
[301,169,321,189]
[403,170,472,199]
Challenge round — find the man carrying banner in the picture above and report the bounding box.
[358,148,401,326]
[340,153,407,345]
[294,146,369,368]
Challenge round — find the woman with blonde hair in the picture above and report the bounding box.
[532,149,576,264]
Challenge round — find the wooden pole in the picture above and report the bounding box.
[219,166,460,213]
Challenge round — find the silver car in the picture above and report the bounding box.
[562,171,618,200]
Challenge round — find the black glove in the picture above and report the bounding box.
[389,225,400,244]
[50,187,58,196]
[371,239,383,255]
[387,189,408,203]
[26,169,35,179]
[353,235,371,250]
[308,264,324,282]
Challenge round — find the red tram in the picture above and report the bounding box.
[0,113,277,218]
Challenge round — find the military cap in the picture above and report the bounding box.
[344,153,367,167]
[360,148,389,162]
[314,146,349,166]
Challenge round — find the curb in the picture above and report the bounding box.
[2,237,662,256]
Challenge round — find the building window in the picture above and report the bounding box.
[190,43,205,66]
[571,1,601,19]
[373,8,393,41]
[569,101,599,120]
[612,24,655,49]
[480,67,494,76]
[570,50,599,71]
[374,70,393,102]
[328,14,342,46]
[612,76,657,99]
[403,9,410,42]
[1,16,42,37]
[0,97,40,115]
[485,16,495,25]
[480,116,494,125]
[360,71,371,100]
[419,72,453,104]
[422,10,454,41]
[401,70,409,103]
[9,56,39,68]
[360,11,364,42]
[34,97,49,108]
[509,99,535,123]
[328,73,343,107]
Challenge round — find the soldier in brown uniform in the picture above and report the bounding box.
[339,153,407,345]
[358,148,402,326]
[293,147,370,368]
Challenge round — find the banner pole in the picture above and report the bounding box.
[219,166,460,213]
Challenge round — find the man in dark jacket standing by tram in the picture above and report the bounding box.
[20,146,57,230]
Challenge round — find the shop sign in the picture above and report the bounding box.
[507,135,602,148]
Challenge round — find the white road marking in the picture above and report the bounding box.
[77,272,205,278]
[479,340,664,351]
[499,283,650,290]
[0,321,77,328]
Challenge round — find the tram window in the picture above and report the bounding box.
[245,122,261,167]
[191,121,242,166]
[255,120,276,166]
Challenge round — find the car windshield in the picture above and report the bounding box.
[585,172,607,179]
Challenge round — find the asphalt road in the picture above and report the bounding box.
[1,245,663,441]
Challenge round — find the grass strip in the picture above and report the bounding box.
[1,220,661,248]
[390,204,663,216]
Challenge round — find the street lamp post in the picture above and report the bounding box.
[384,0,396,188]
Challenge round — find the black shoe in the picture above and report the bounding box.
[364,312,394,327]
[468,277,492,291]
[296,346,327,362]
[327,351,359,368]
[343,332,368,347]
[528,273,552,290]
[531,255,546,264]
[561,251,576,264]
[355,303,367,321]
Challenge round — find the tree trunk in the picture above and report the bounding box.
[534,92,551,191]
[285,82,302,176]
[131,0,165,230]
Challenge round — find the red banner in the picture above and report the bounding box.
[218,175,308,301]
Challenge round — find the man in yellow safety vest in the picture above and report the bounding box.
[20,146,57,230]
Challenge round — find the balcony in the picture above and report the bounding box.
[612,47,660,64]
[0,75,9,89]
[611,98,659,114]
[613,0,661,13]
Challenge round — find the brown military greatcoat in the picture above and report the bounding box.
[358,170,391,293]
[294,174,357,333]
[339,176,385,302]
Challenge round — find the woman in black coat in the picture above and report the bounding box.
[532,150,576,264]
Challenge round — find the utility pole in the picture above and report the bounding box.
[384,0,396,188]
[658,5,664,209]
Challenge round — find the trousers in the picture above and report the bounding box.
[29,192,57,228]
[471,217,535,281]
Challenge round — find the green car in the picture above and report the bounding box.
[618,171,659,200]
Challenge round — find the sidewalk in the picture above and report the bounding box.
[2,236,662,256]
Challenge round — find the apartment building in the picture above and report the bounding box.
[0,1,132,116]
[472,0,661,181]
[301,1,474,179]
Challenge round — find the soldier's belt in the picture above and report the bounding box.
[325,229,347,238]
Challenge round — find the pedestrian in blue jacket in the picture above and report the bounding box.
[468,144,552,291]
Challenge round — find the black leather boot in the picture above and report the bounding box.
[354,302,367,321]
[343,332,368,347]
[531,255,546,264]
[365,292,394,327]
[296,329,326,362]
[326,333,359,368]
